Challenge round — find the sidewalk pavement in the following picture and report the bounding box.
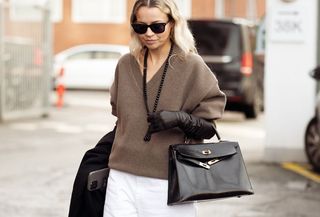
[0,91,319,217]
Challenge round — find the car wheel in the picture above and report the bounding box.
[244,88,262,119]
[305,117,320,172]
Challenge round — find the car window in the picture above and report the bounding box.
[189,21,241,57]
[93,51,122,59]
[67,51,93,61]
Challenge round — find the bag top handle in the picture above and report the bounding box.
[212,123,221,141]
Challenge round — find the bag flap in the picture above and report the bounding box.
[173,141,237,159]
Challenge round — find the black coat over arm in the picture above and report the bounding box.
[68,127,116,217]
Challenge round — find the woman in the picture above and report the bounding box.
[103,0,226,217]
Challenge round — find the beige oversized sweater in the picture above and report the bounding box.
[108,45,226,179]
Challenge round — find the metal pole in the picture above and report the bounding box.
[215,0,225,18]
[316,0,320,93]
[317,0,320,66]
[231,0,236,18]
[42,0,52,117]
[0,1,4,122]
[247,0,257,22]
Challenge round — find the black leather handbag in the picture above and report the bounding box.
[167,135,254,205]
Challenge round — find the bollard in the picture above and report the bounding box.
[56,84,65,108]
[56,67,65,108]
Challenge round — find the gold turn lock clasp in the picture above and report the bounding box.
[207,159,220,165]
[199,162,210,169]
[201,149,212,155]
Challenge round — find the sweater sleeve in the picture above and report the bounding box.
[191,83,226,120]
[110,63,119,117]
[188,54,226,120]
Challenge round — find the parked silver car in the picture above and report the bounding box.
[54,44,129,90]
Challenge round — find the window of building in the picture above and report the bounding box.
[72,0,126,23]
[10,0,62,23]
[51,0,63,22]
[175,0,192,19]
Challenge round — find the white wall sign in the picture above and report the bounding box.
[270,2,306,42]
[265,0,318,162]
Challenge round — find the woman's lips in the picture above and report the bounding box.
[145,40,157,45]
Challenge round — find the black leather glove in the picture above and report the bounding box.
[147,111,180,133]
[147,110,216,139]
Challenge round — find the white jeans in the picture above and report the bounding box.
[103,169,196,217]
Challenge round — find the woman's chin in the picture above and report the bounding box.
[144,42,159,49]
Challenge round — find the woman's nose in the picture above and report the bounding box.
[145,27,154,36]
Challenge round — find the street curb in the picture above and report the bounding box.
[281,162,320,184]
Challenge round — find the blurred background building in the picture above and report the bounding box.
[53,0,266,53]
[0,0,266,121]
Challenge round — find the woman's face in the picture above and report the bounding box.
[134,6,172,51]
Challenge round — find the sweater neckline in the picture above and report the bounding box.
[130,45,182,90]
[131,55,166,88]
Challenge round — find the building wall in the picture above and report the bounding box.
[192,0,215,19]
[53,0,265,54]
[225,0,247,18]
[53,0,135,53]
[256,0,266,18]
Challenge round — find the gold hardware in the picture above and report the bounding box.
[199,162,210,169]
[202,149,212,155]
[207,159,220,165]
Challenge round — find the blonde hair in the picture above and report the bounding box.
[129,0,197,60]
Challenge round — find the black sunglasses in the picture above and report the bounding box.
[131,22,169,34]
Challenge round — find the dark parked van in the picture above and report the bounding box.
[188,19,264,119]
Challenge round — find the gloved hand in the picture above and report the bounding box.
[147,110,216,139]
[147,111,180,134]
